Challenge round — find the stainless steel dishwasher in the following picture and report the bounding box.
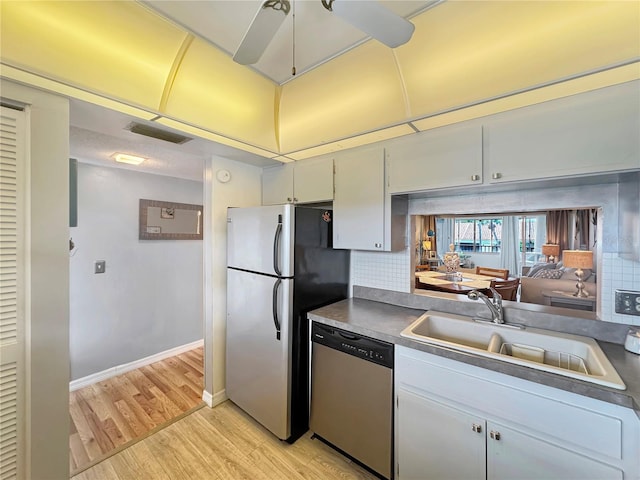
[309,322,394,479]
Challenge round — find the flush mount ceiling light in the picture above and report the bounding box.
[113,153,146,165]
[233,0,415,65]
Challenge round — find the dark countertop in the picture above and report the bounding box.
[308,296,640,414]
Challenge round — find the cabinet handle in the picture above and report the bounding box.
[293,197,298,202]
[492,172,502,180]
[374,243,382,248]
[287,197,292,202]
[471,174,480,182]
[472,423,482,433]
[490,430,501,441]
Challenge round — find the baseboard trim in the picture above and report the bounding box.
[202,390,213,407]
[202,389,227,408]
[70,339,204,392]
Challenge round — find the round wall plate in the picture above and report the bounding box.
[216,169,231,183]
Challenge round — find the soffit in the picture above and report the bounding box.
[1,1,639,164]
[0,1,186,111]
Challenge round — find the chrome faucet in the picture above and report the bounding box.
[468,288,503,324]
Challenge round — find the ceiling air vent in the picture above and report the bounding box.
[126,122,192,145]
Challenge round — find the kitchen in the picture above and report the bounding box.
[1,1,640,479]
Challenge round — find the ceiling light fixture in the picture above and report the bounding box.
[113,153,146,165]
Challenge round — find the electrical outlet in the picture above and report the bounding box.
[615,290,640,316]
[95,260,106,274]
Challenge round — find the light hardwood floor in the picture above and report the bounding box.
[72,400,378,480]
[69,347,204,475]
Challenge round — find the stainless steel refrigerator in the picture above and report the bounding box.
[226,205,349,443]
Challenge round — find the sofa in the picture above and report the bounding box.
[519,262,596,305]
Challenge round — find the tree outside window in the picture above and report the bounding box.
[453,218,502,253]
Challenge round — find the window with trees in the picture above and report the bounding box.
[453,218,502,253]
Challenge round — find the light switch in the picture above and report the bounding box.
[95,260,106,274]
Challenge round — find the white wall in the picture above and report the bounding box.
[69,163,203,380]
[203,156,262,405]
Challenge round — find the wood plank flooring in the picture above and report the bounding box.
[72,400,378,480]
[69,347,204,475]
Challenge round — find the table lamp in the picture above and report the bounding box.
[541,244,560,263]
[562,250,593,298]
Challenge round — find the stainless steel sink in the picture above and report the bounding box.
[401,311,626,390]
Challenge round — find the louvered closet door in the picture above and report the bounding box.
[0,106,25,480]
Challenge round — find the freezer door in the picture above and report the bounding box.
[226,268,293,440]
[227,205,294,277]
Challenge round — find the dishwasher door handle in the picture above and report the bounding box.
[338,331,358,341]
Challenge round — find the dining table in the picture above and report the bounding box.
[415,270,500,295]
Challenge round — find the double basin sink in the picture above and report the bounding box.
[401,311,626,390]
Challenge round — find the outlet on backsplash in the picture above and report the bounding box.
[615,290,640,316]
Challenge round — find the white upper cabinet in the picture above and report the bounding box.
[484,81,640,183]
[262,155,334,205]
[333,145,407,251]
[293,155,334,203]
[262,163,294,205]
[387,123,483,194]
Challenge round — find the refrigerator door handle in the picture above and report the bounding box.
[272,278,282,340]
[273,219,283,276]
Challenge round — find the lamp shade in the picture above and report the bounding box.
[541,244,560,257]
[562,250,593,269]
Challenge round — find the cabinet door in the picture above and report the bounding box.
[293,155,333,203]
[485,81,640,183]
[396,388,485,480]
[487,421,623,480]
[333,146,386,250]
[262,164,294,205]
[387,123,483,193]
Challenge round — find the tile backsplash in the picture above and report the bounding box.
[351,249,411,294]
[601,252,640,326]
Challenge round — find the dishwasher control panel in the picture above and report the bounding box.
[311,322,393,368]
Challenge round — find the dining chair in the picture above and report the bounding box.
[490,277,520,301]
[475,266,509,279]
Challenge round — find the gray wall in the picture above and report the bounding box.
[69,163,203,380]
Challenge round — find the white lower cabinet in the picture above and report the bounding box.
[487,420,622,480]
[395,346,639,480]
[397,389,485,480]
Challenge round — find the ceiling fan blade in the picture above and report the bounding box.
[329,0,415,48]
[233,0,290,65]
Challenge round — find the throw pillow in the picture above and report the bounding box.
[534,269,564,279]
[527,262,556,277]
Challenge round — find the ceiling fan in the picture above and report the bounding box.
[233,0,416,65]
